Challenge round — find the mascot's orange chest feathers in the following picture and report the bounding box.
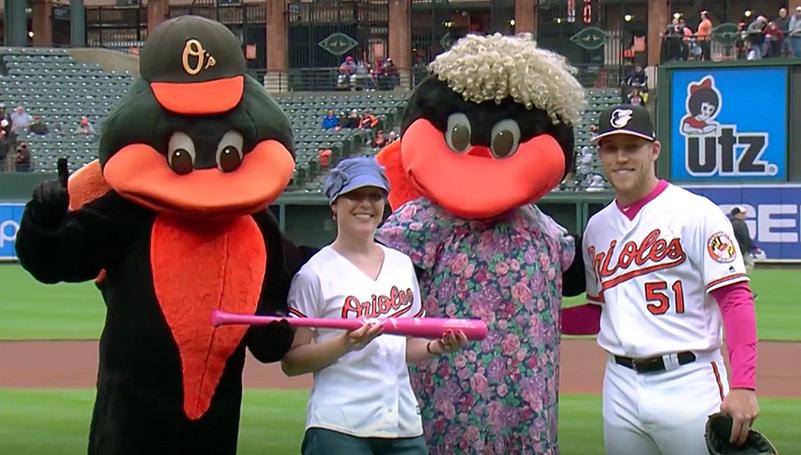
[150,214,266,420]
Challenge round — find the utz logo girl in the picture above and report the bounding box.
[681,76,722,135]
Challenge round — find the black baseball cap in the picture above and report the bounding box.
[139,15,246,115]
[591,104,657,144]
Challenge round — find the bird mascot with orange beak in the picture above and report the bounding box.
[375,34,588,454]
[15,16,307,455]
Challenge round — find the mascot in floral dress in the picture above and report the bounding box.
[375,33,587,454]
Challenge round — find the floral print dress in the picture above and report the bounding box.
[376,198,575,455]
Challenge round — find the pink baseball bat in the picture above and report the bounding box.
[210,310,488,341]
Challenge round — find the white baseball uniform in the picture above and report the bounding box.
[287,244,425,439]
[583,182,748,455]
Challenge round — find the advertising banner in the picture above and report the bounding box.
[0,203,24,260]
[671,67,787,182]
[683,185,801,261]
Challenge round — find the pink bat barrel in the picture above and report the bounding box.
[210,310,488,341]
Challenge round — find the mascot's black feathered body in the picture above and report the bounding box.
[15,16,306,455]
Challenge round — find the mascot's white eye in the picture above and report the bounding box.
[167,132,196,175]
[490,119,521,158]
[216,130,244,173]
[445,113,471,153]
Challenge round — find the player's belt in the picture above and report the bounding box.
[614,351,697,373]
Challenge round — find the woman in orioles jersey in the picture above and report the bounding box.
[281,157,468,454]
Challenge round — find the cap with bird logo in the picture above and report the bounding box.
[591,104,656,144]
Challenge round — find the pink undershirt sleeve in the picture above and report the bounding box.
[561,304,602,336]
[710,282,757,390]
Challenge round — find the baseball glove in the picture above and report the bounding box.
[705,413,778,455]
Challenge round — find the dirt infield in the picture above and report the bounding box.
[1,339,798,397]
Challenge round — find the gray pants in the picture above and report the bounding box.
[301,427,428,455]
[791,36,801,58]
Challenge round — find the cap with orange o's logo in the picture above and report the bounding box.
[140,15,246,115]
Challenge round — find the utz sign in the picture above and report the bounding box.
[670,67,787,182]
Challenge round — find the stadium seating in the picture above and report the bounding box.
[0,47,132,173]
[274,91,408,191]
[0,47,616,192]
[562,87,619,192]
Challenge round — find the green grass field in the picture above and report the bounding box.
[2,264,799,341]
[0,390,798,455]
[2,264,799,454]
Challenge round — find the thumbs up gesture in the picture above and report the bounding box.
[30,158,70,227]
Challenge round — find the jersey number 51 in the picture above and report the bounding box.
[645,280,685,315]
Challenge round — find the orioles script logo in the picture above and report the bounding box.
[182,39,217,76]
[589,229,686,288]
[341,285,415,319]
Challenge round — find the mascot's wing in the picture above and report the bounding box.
[375,140,423,210]
[68,159,113,211]
[67,159,113,284]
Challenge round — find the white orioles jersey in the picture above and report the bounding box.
[583,183,748,358]
[287,245,425,438]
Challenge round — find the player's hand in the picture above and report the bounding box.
[428,330,469,355]
[720,388,759,446]
[342,320,383,352]
[30,158,70,227]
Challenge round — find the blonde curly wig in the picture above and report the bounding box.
[429,33,586,125]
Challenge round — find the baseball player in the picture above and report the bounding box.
[280,157,467,454]
[574,104,759,454]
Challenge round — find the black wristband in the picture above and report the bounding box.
[426,340,439,356]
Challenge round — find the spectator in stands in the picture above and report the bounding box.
[371,129,386,148]
[339,56,356,75]
[622,64,648,105]
[10,105,33,132]
[343,109,360,129]
[386,130,398,143]
[372,57,386,80]
[677,16,694,60]
[358,110,379,130]
[338,56,357,90]
[317,148,332,169]
[697,11,713,60]
[75,116,96,136]
[577,146,593,178]
[379,58,400,90]
[775,8,791,56]
[15,142,31,172]
[788,7,801,57]
[1,114,16,171]
[353,59,376,91]
[0,121,8,172]
[747,16,768,59]
[321,110,339,130]
[662,18,685,62]
[586,174,606,192]
[763,21,784,57]
[623,64,647,86]
[735,21,750,59]
[28,115,49,135]
[335,111,349,130]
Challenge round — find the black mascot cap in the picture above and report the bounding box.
[140,15,246,115]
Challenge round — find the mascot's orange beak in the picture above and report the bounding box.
[378,119,565,219]
[102,140,294,218]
